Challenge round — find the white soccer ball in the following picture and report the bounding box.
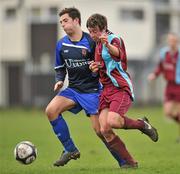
[14,141,37,165]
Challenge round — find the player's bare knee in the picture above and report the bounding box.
[45,105,50,116]
[45,107,52,119]
[100,127,110,136]
[45,105,56,120]
[107,116,124,128]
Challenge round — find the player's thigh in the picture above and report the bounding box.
[164,101,176,116]
[109,90,131,116]
[46,96,76,118]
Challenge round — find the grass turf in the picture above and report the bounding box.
[0,106,180,174]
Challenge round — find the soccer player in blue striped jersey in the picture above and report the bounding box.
[87,13,159,168]
[45,7,125,167]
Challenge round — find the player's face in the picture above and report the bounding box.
[87,26,103,42]
[60,14,79,35]
[167,34,178,49]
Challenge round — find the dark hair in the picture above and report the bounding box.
[59,7,81,25]
[86,13,107,31]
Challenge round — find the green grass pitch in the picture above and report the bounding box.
[0,106,180,174]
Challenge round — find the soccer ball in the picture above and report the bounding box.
[14,141,37,165]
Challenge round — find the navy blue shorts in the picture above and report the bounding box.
[57,88,100,116]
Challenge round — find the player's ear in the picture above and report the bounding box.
[74,17,80,25]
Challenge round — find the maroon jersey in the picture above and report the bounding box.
[154,48,180,102]
[95,34,134,100]
[154,49,179,82]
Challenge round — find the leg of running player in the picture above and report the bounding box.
[89,115,126,166]
[98,108,137,167]
[45,95,80,166]
[164,101,180,142]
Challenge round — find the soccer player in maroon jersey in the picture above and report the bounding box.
[148,33,180,142]
[86,13,158,168]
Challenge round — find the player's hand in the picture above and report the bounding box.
[54,81,64,91]
[89,61,102,73]
[148,73,156,81]
[99,33,108,46]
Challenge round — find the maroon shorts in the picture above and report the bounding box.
[164,82,180,102]
[99,85,132,116]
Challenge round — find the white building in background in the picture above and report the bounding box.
[0,0,180,107]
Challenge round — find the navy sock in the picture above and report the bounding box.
[50,115,77,152]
